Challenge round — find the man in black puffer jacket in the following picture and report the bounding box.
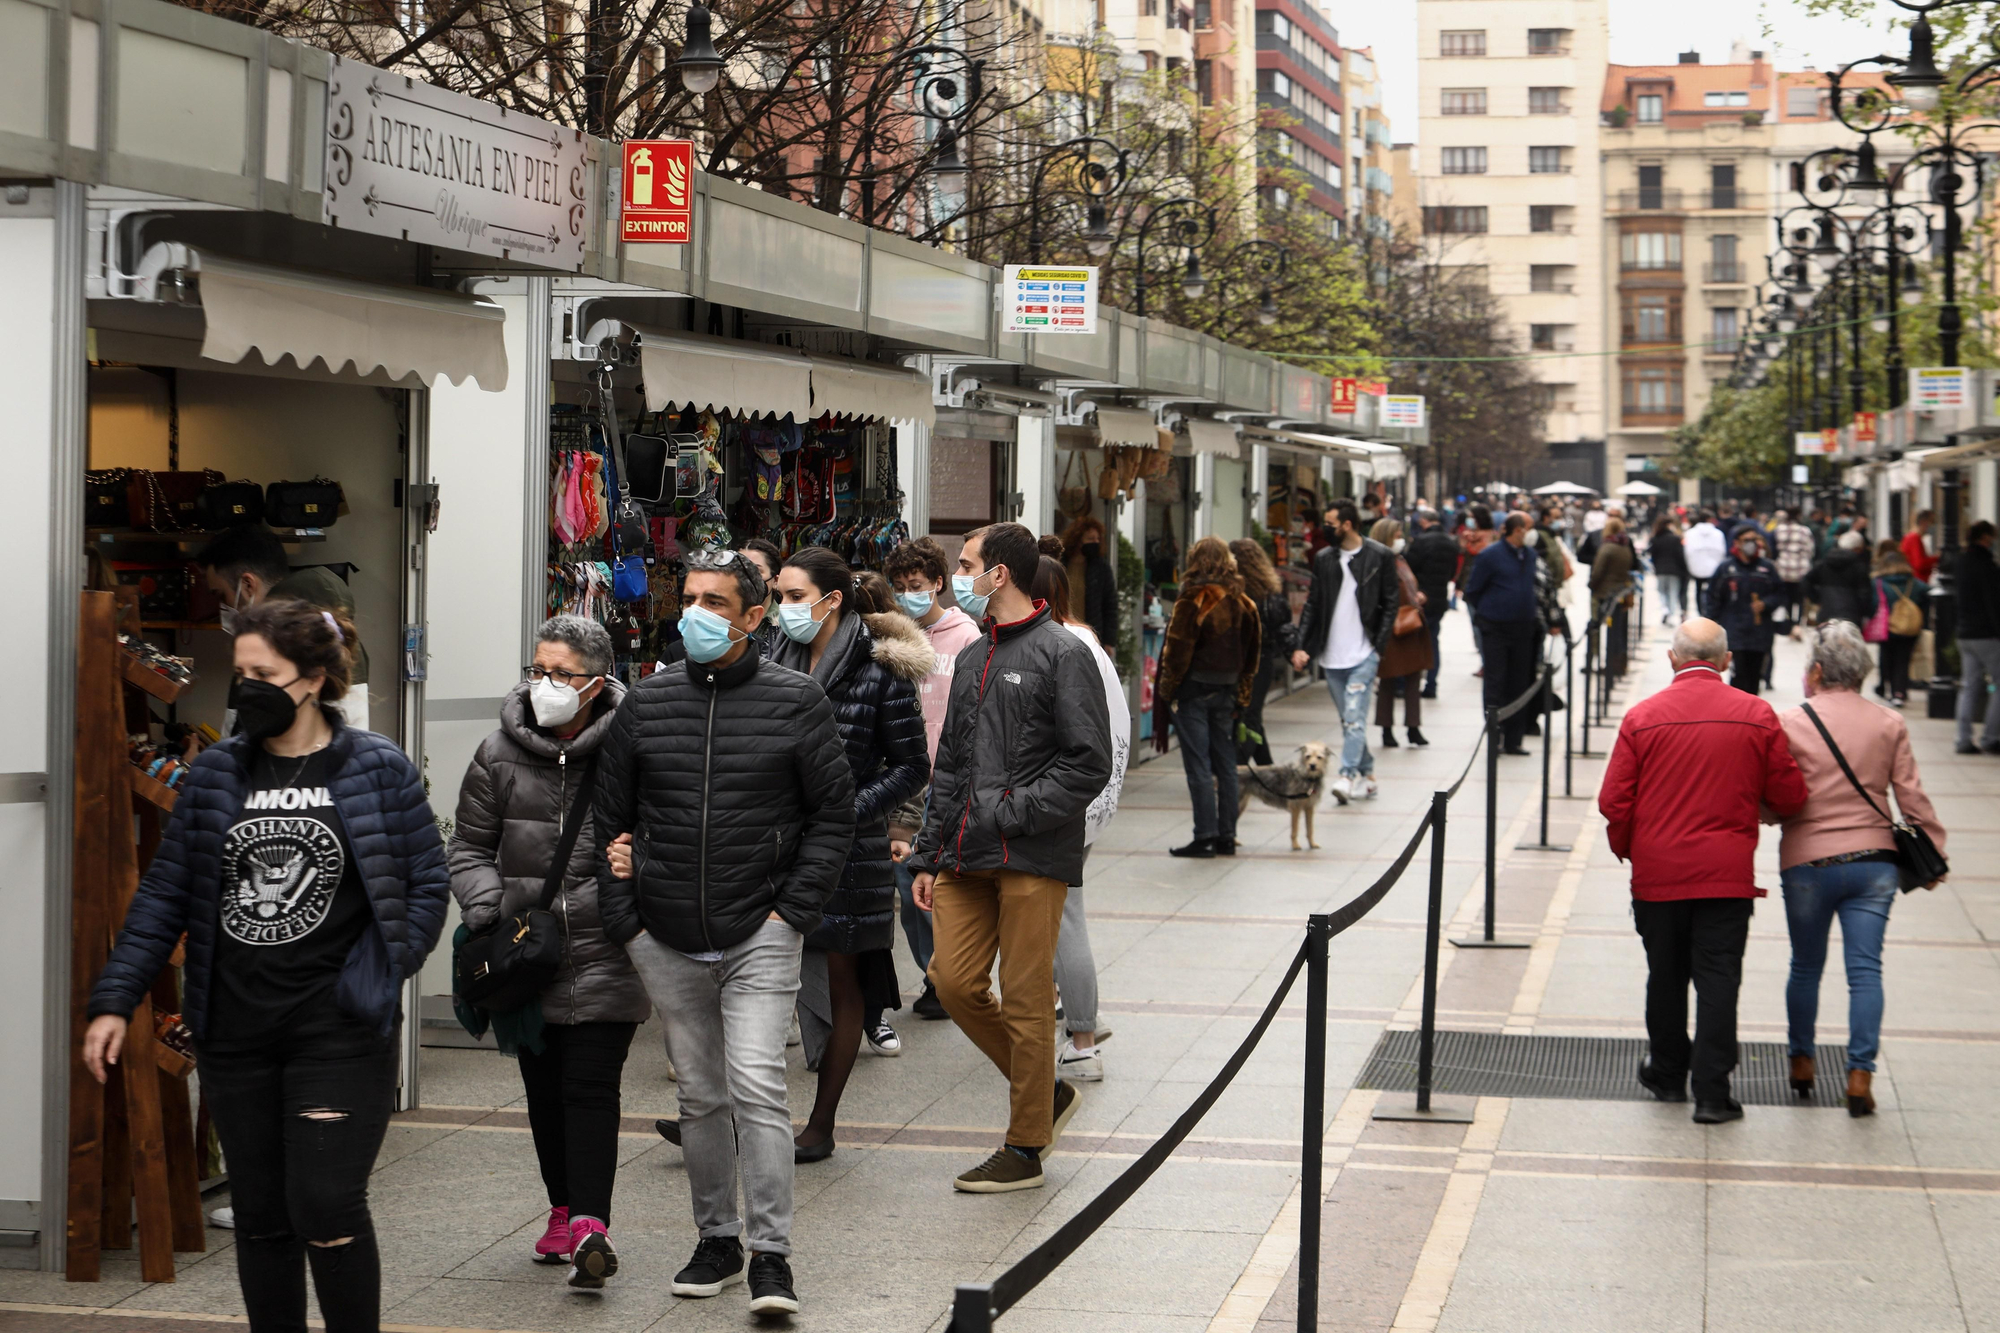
[910,522,1112,1196]
[596,549,853,1314]
[1404,506,1461,698]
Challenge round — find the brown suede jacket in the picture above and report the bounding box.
[1155,580,1262,711]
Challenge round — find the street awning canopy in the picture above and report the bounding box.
[808,357,935,426]
[1614,480,1664,497]
[1533,480,1597,496]
[1095,407,1160,449]
[135,243,510,390]
[635,328,813,419]
[1918,434,2000,470]
[1184,418,1241,457]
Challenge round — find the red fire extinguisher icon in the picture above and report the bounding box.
[630,147,654,206]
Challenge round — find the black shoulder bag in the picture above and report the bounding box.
[1799,703,1947,893]
[454,757,599,1011]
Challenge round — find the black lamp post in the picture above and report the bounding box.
[1227,239,1293,327]
[1131,198,1217,318]
[1026,136,1129,264]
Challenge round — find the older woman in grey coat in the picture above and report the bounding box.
[449,615,651,1287]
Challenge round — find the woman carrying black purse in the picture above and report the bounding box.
[448,615,649,1288]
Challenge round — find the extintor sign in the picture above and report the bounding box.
[621,140,695,243]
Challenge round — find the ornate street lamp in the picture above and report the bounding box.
[1131,198,1218,318]
[1025,136,1130,264]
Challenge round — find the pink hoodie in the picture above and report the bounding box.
[914,605,982,762]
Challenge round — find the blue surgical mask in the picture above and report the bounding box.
[678,603,745,664]
[953,570,994,620]
[776,593,832,644]
[896,589,935,619]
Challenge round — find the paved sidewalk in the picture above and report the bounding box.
[8,600,1997,1333]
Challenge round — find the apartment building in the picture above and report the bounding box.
[1344,46,1398,237]
[1256,0,1347,230]
[1417,0,1611,459]
[1598,50,1895,481]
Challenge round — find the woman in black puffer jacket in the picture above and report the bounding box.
[770,548,931,1160]
[1231,538,1296,764]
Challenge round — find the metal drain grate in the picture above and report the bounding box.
[1356,1030,1853,1107]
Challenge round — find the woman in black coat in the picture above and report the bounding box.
[1805,531,1877,626]
[771,548,931,1160]
[1230,538,1296,764]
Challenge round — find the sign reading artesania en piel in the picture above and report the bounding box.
[1002,265,1099,334]
[621,141,695,243]
[1910,367,1969,411]
[324,57,591,270]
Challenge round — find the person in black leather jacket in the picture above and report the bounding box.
[1289,501,1400,798]
[596,548,854,1311]
[1804,531,1876,626]
[1708,528,1788,696]
[909,522,1112,1195]
[1404,508,1461,697]
[1231,538,1296,763]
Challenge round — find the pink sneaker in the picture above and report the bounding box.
[568,1216,618,1289]
[533,1206,571,1265]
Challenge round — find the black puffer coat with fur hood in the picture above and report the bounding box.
[772,610,933,952]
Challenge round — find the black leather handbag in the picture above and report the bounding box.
[196,479,266,529]
[266,477,344,528]
[1800,703,1948,892]
[454,758,599,1012]
[623,434,674,505]
[86,469,135,528]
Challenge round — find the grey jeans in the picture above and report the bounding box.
[1959,637,2000,747]
[1054,877,1098,1036]
[625,921,803,1257]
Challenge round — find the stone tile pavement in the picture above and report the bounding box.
[8,595,1999,1332]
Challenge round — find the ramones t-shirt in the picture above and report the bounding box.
[205,749,373,1051]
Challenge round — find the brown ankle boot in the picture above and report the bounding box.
[1846,1069,1875,1118]
[1789,1054,1815,1096]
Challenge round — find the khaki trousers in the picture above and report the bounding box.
[927,868,1068,1148]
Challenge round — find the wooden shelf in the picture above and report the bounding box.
[140,621,223,633]
[129,768,179,812]
[121,654,190,704]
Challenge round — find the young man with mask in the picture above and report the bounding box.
[909,522,1112,1194]
[1291,501,1399,801]
[596,549,854,1316]
[196,527,372,729]
[881,537,982,1020]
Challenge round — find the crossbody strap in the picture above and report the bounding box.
[1798,702,1896,830]
[537,755,601,912]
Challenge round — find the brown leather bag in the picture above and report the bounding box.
[1394,602,1425,637]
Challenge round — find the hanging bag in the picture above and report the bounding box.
[455,757,599,1011]
[1798,703,1948,893]
[195,479,266,529]
[266,477,344,528]
[1861,579,1890,644]
[128,469,225,532]
[1886,578,1924,637]
[1058,450,1091,519]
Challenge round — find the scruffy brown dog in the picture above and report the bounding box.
[1236,742,1332,850]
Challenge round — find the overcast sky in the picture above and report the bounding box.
[1353,0,1906,144]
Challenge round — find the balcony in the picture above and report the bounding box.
[1616,188,1683,212]
[1529,102,1573,116]
[1701,189,1763,211]
[1704,339,1742,357]
[1702,261,1747,283]
[1530,282,1577,295]
[1530,222,1578,235]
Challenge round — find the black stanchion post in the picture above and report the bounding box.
[1562,633,1578,798]
[1577,618,1605,758]
[1298,914,1330,1333]
[1419,793,1446,1107]
[953,1284,995,1333]
[1519,665,1571,852]
[1454,709,1531,950]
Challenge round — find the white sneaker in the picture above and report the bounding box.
[787,1013,801,1047]
[1328,776,1353,805]
[865,1018,902,1056]
[1356,776,1379,801]
[664,1054,677,1082]
[1057,1037,1104,1082]
[207,1206,235,1230]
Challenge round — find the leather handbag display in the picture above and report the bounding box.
[622,434,674,505]
[195,479,266,529]
[127,469,224,532]
[266,478,344,528]
[454,758,599,1012]
[86,469,135,528]
[1799,703,1948,893]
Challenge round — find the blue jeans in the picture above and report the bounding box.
[1656,574,1685,621]
[1321,650,1379,778]
[895,860,934,976]
[1780,859,1897,1072]
[1174,683,1240,841]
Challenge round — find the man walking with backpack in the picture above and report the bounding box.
[909,522,1112,1194]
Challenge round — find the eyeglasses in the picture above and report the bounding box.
[525,665,596,687]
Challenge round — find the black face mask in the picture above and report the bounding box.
[1081,542,1101,560]
[230,676,307,742]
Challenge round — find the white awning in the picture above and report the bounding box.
[635,329,813,419]
[1918,435,2000,470]
[1094,406,1159,449]
[1184,418,1241,457]
[135,243,509,390]
[809,358,936,426]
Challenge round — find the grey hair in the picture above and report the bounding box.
[1810,620,1874,691]
[537,614,615,676]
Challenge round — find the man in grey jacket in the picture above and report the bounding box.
[910,521,1112,1195]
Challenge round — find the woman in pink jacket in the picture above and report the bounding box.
[1778,621,1947,1118]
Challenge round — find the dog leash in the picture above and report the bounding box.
[1242,763,1311,802]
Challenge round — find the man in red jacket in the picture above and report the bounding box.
[1599,618,1809,1123]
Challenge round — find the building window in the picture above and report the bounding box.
[1441,147,1487,174]
[1527,28,1568,54]
[1442,88,1488,116]
[1440,30,1486,57]
[1529,146,1566,174]
[1702,90,1749,107]
[1531,324,1557,350]
[1196,58,1213,105]
[1623,364,1684,417]
[1636,163,1664,209]
[1529,87,1567,114]
[1423,206,1488,235]
[1709,162,1738,208]
[1637,93,1664,123]
[1621,230,1682,269]
[1623,293,1682,344]
[1257,69,1293,100]
[1707,233,1741,282]
[1194,0,1210,26]
[1254,9,1291,39]
[1529,204,1561,233]
[1710,307,1740,353]
[1530,265,1572,293]
[1787,86,1825,117]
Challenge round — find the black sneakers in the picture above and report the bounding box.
[913,982,949,1020]
[1048,1078,1080,1158]
[748,1252,801,1315]
[1169,838,1217,858]
[671,1235,746,1297]
[655,1118,682,1146]
[1693,1097,1744,1125]
[953,1145,1046,1193]
[1637,1058,1686,1104]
